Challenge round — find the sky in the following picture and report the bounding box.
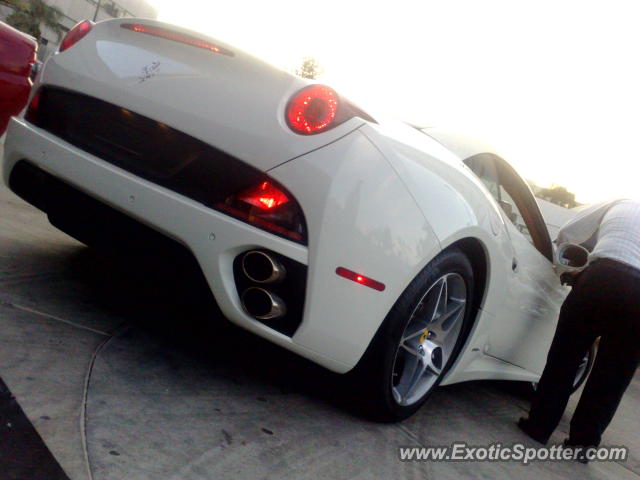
[148,0,640,204]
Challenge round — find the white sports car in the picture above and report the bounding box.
[2,19,594,420]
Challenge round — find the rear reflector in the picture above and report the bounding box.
[121,23,234,57]
[59,20,94,52]
[336,267,386,291]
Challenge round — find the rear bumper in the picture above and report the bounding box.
[2,117,353,371]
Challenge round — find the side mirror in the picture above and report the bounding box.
[555,243,589,275]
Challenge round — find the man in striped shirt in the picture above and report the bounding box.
[519,198,640,454]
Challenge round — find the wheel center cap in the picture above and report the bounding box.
[419,339,443,374]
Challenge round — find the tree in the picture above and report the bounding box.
[537,184,579,209]
[4,0,63,41]
[294,57,323,80]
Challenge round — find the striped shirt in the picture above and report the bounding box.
[557,199,640,271]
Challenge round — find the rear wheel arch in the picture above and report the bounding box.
[355,237,489,370]
[347,242,489,420]
[446,237,489,322]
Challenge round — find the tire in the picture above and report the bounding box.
[350,248,476,422]
[531,341,597,394]
[572,342,597,391]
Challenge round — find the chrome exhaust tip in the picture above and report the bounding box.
[241,287,287,320]
[241,250,286,284]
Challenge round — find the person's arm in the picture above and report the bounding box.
[556,201,612,246]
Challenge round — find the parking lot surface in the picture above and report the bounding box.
[1,141,639,480]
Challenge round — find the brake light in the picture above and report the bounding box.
[286,85,339,134]
[238,182,289,210]
[59,20,93,52]
[121,24,234,57]
[215,180,306,243]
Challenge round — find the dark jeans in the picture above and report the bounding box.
[527,258,640,446]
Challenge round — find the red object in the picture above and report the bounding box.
[121,24,233,57]
[238,181,290,210]
[215,180,304,242]
[335,267,386,291]
[286,85,339,134]
[216,201,303,242]
[59,20,94,53]
[0,21,37,135]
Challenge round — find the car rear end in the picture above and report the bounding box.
[2,19,440,373]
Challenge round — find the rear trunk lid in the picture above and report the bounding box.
[37,18,364,171]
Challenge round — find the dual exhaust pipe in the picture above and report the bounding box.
[241,287,286,320]
[240,250,287,320]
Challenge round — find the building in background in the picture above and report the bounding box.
[0,0,157,59]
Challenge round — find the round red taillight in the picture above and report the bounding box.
[286,85,339,134]
[59,20,94,53]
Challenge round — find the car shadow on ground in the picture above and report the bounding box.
[63,244,356,407]
[57,243,533,420]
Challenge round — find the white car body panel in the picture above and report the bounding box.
[486,219,565,374]
[39,18,365,171]
[2,18,570,388]
[269,131,441,367]
[360,123,565,383]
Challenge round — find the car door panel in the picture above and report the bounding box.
[487,218,566,373]
[463,153,565,374]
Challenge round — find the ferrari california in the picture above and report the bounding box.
[1,18,594,421]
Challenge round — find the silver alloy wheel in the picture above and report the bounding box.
[531,349,592,392]
[573,351,590,388]
[391,273,467,406]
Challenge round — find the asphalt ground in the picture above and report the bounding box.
[1,139,639,479]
